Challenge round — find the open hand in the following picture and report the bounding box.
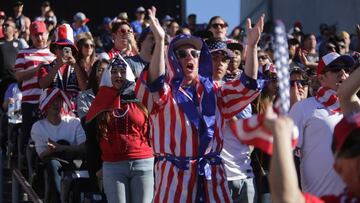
[147,6,165,42]
[246,14,265,47]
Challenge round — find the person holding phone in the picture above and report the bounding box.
[38,23,88,107]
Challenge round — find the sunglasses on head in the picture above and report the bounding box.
[325,66,350,74]
[211,23,227,29]
[176,49,201,59]
[119,28,132,34]
[290,80,309,87]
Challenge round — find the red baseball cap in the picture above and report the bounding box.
[317,52,354,75]
[333,112,360,153]
[30,21,47,35]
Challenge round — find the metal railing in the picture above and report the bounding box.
[12,168,43,203]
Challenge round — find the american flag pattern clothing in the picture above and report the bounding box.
[135,34,262,203]
[272,20,290,114]
[315,87,341,114]
[14,47,55,104]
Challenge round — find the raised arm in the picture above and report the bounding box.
[244,14,264,79]
[337,66,360,116]
[265,110,305,203]
[147,6,166,83]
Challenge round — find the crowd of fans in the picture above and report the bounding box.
[1,1,360,203]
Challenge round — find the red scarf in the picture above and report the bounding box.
[315,86,341,114]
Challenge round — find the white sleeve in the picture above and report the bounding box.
[31,122,47,155]
[289,101,306,148]
[73,118,86,145]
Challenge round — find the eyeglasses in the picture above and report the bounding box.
[83,43,95,48]
[290,80,309,87]
[211,23,227,29]
[258,55,268,60]
[119,28,133,34]
[325,66,350,74]
[176,49,201,59]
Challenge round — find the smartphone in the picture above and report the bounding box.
[63,47,72,57]
[62,47,72,63]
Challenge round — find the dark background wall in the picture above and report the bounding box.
[0,0,184,31]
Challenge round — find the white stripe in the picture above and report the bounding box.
[158,162,171,202]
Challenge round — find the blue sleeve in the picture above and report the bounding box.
[240,72,267,91]
[4,83,17,101]
[147,74,165,92]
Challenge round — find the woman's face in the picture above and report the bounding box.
[258,53,271,67]
[290,73,309,100]
[81,39,94,57]
[168,22,179,37]
[96,62,108,82]
[209,18,228,40]
[111,66,126,89]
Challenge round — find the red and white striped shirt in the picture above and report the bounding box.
[135,72,260,203]
[14,47,55,104]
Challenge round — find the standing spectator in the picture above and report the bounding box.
[99,17,113,52]
[289,68,310,107]
[125,27,154,78]
[0,11,6,39]
[135,7,264,202]
[12,1,31,42]
[339,31,351,54]
[225,41,243,81]
[161,15,173,30]
[77,59,108,120]
[300,33,319,70]
[107,21,138,59]
[0,19,23,81]
[167,20,179,39]
[72,12,91,38]
[86,56,153,203]
[38,24,88,103]
[14,20,55,177]
[35,1,53,23]
[289,52,354,196]
[207,16,228,41]
[76,36,96,76]
[130,6,146,35]
[44,9,57,46]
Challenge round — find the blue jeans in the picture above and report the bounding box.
[103,158,154,203]
[228,178,257,203]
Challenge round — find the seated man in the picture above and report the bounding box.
[31,87,86,201]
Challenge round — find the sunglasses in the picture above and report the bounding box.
[258,55,268,60]
[325,66,350,74]
[83,43,95,48]
[290,80,309,87]
[176,49,201,59]
[3,23,11,28]
[119,28,133,34]
[211,23,227,29]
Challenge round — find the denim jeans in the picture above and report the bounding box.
[228,178,257,203]
[103,157,154,203]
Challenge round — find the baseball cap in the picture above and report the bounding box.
[317,52,355,75]
[103,17,112,25]
[73,12,90,23]
[136,6,146,13]
[163,15,174,22]
[173,35,203,50]
[206,39,234,58]
[30,21,47,35]
[333,112,360,155]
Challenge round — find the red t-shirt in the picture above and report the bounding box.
[99,102,153,162]
[304,191,359,203]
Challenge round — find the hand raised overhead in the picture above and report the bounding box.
[147,6,165,42]
[246,14,265,47]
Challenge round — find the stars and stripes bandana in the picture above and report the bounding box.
[39,87,73,115]
[315,86,341,114]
